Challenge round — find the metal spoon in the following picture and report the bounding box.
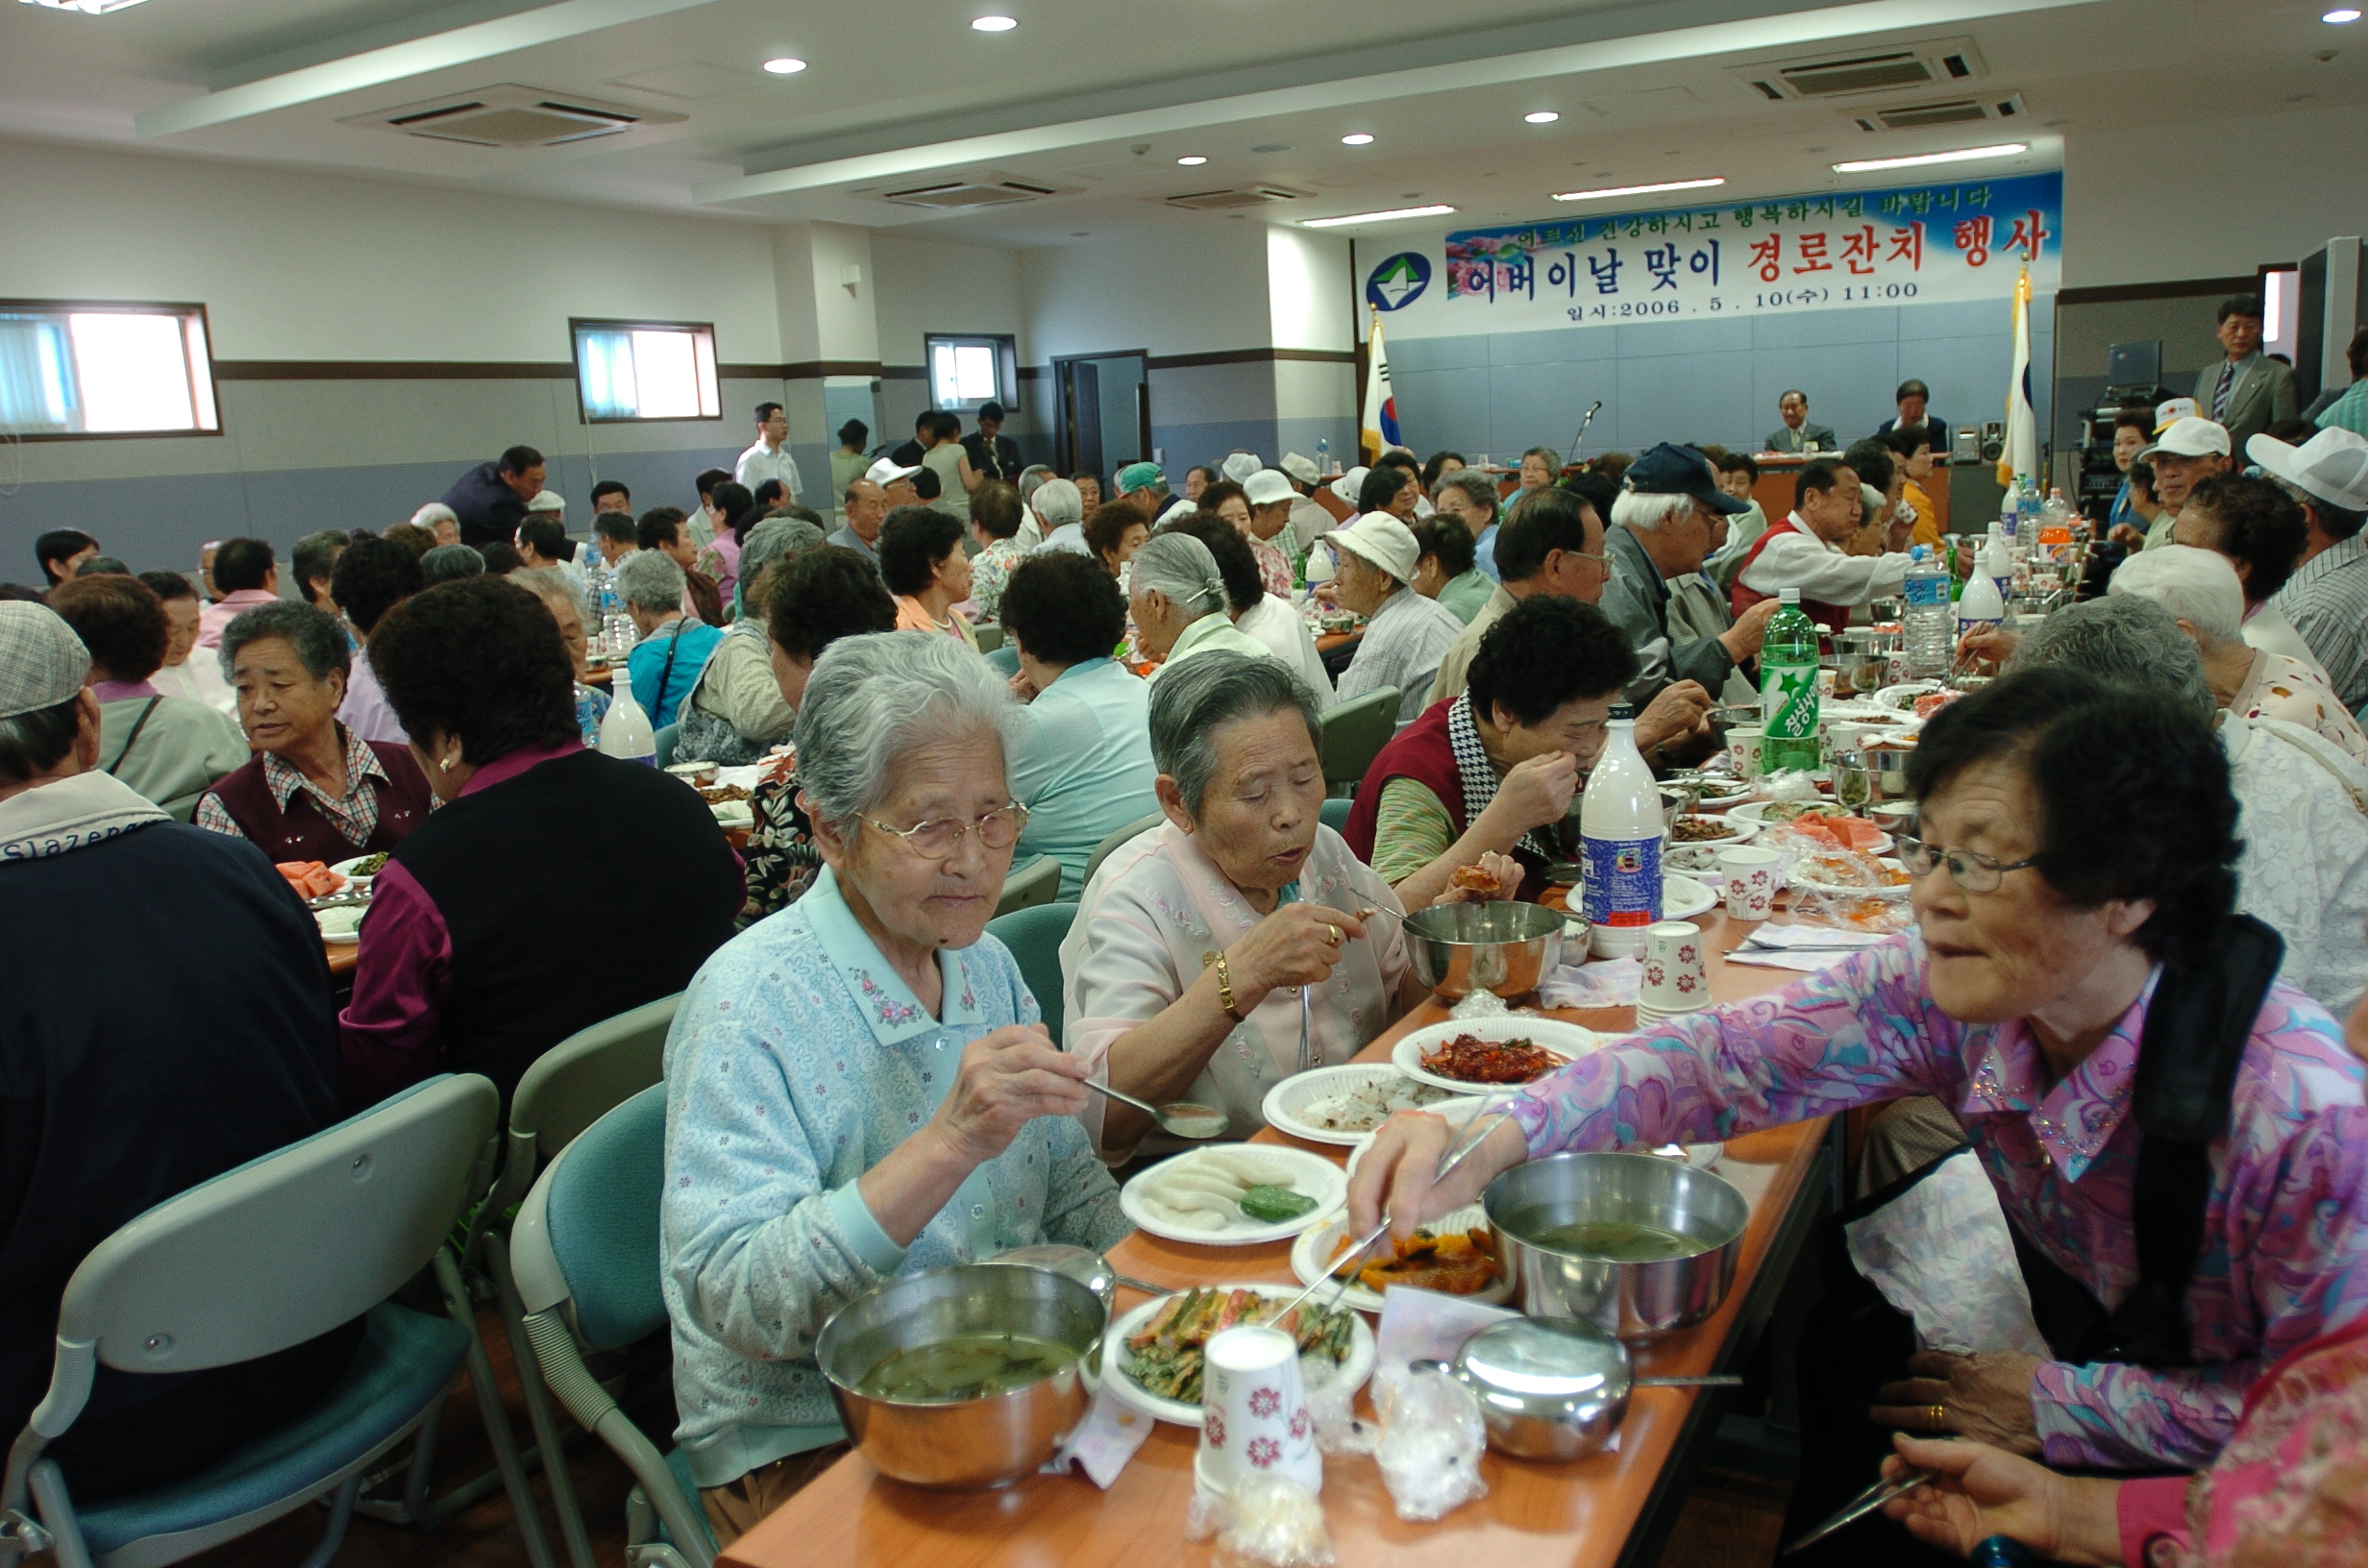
[1080,1078,1229,1139]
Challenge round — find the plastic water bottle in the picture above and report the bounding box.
[1759,589,1822,773]
[1316,433,1333,476]
[1580,702,1662,959]
[599,662,656,765]
[1902,546,1954,680]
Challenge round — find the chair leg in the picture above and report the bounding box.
[432,1248,558,1568]
[25,1462,92,1568]
[484,1235,597,1568]
[292,1474,361,1568]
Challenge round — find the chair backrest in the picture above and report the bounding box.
[983,901,1078,1040]
[1081,810,1165,888]
[510,1084,668,1353]
[1319,685,1400,791]
[59,1074,498,1376]
[511,993,679,1168]
[993,853,1062,919]
[973,623,1005,654]
[653,723,680,770]
[1318,796,1354,834]
[984,644,1021,678]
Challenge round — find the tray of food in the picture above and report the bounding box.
[1391,1016,1598,1092]
[1261,1065,1469,1147]
[1103,1285,1373,1425]
[1288,1206,1511,1312]
[1117,1145,1347,1244]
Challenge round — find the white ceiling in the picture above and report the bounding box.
[2,0,2359,246]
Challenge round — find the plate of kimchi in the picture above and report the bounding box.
[1392,1016,1600,1093]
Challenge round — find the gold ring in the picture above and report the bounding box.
[1326,924,1341,944]
[1927,1403,1948,1431]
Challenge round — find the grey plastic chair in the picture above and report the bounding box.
[1318,684,1400,795]
[992,853,1062,919]
[1318,796,1354,835]
[984,901,1079,1041]
[0,1074,516,1568]
[510,1086,717,1568]
[1080,811,1165,890]
[653,723,680,771]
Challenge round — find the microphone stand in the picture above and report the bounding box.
[1566,400,1603,470]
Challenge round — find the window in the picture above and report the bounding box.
[925,332,1019,414]
[571,319,721,423]
[0,301,219,439]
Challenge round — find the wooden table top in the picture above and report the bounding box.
[723,905,1829,1568]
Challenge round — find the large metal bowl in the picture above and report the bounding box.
[815,1263,1106,1489]
[1484,1151,1749,1339]
[1402,899,1566,999]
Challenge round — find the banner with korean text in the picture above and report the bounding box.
[1362,170,2060,340]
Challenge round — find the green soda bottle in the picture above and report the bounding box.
[1759,588,1821,773]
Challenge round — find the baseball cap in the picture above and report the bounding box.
[1115,461,1165,495]
[1244,470,1295,506]
[1326,512,1422,582]
[2139,416,2231,463]
[2152,397,2201,434]
[864,457,921,487]
[1221,453,1262,485]
[1279,452,1320,486]
[0,601,92,721]
[526,490,566,514]
[1623,441,1748,516]
[2248,426,2368,513]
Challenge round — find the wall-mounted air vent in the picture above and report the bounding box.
[342,86,682,147]
[1732,38,1986,102]
[1162,184,1314,211]
[1849,92,2027,132]
[881,179,1060,209]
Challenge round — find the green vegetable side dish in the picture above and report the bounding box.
[1122,1287,1357,1406]
[1237,1184,1318,1223]
[347,852,389,876]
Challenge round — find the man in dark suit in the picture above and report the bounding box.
[2194,294,2298,453]
[960,400,1024,484]
[1876,378,1950,458]
[1765,390,1838,453]
[438,445,544,549]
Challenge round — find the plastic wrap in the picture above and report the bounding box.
[1844,1147,2050,1357]
[1370,1366,1490,1521]
[1185,1476,1336,1568]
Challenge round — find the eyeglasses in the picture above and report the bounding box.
[863,802,1030,861]
[1894,834,2038,894]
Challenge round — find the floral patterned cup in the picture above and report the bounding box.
[1198,1323,1320,1497]
[1640,920,1710,1014]
[1717,845,1782,921]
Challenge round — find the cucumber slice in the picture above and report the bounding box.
[1237,1184,1318,1223]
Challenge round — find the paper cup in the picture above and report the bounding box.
[1198,1324,1320,1496]
[1727,725,1766,778]
[1718,846,1781,920]
[1640,920,1710,1013]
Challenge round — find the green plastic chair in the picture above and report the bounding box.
[984,645,1021,678]
[973,623,1005,654]
[1318,685,1400,796]
[984,901,1079,1040]
[1080,811,1165,890]
[653,724,680,771]
[992,853,1063,919]
[1318,796,1354,835]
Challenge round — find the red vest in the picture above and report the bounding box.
[1729,516,1852,641]
[1342,697,1546,899]
[202,741,432,863]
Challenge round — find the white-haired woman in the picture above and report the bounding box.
[2109,544,2368,762]
[617,548,721,723]
[1063,653,1438,1158]
[1128,532,1271,682]
[1028,477,1087,556]
[514,567,611,747]
[662,630,1126,1544]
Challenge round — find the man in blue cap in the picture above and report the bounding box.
[1601,442,1779,720]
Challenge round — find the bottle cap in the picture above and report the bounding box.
[1608,702,1635,721]
[1911,544,1929,562]
[1779,588,1800,603]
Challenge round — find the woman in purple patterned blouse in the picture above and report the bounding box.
[1352,669,2368,1494]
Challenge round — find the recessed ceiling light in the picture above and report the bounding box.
[1550,177,1725,202]
[762,57,807,74]
[972,13,1018,30]
[1302,203,1456,228]
[2325,7,2361,20]
[1524,110,1560,124]
[1176,155,1207,166]
[1340,133,1375,146]
[18,0,155,13]
[1831,142,2027,172]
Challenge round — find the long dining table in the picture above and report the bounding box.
[722,901,1836,1568]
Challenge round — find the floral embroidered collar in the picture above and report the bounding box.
[1957,964,2159,1183]
[801,865,985,1043]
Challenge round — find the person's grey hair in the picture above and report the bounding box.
[514,566,588,630]
[615,547,686,613]
[1521,445,1562,472]
[409,502,458,530]
[1609,490,1689,531]
[2006,595,2215,720]
[1437,470,1499,522]
[2106,545,2245,649]
[1018,465,1055,503]
[1128,532,1226,621]
[420,544,485,583]
[1147,652,1323,817]
[742,514,826,605]
[1030,477,1083,528]
[1860,482,1887,524]
[792,629,1020,830]
[217,599,352,685]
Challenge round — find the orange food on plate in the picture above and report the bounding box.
[1913,689,1963,721]
[1331,1227,1501,1294]
[1419,1033,1564,1084]
[275,861,345,898]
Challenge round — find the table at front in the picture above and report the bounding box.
[722,910,1834,1568]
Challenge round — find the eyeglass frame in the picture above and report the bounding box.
[1893,833,2039,894]
[860,801,1031,861]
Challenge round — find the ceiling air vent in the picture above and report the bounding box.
[1163,185,1314,211]
[1849,92,2027,132]
[1732,38,1985,103]
[343,86,682,147]
[881,179,1058,209]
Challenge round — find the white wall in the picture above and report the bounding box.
[1266,227,1354,354]
[870,233,1027,370]
[1019,227,1273,358]
[2063,103,2368,287]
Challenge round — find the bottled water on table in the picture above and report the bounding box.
[1758,590,1822,773]
[1579,703,1662,959]
[1902,546,1954,680]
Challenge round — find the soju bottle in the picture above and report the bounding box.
[1759,589,1821,773]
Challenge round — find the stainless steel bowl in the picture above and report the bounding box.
[1484,1151,1750,1339]
[1428,1316,1739,1459]
[1403,900,1566,999]
[980,1243,1117,1314]
[815,1263,1106,1489]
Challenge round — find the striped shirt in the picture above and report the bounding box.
[2275,534,2368,712]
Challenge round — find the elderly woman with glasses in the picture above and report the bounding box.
[1062,653,1426,1158]
[1351,666,2368,1563]
[663,630,1125,1543]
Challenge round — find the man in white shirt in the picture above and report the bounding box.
[1327,512,1465,725]
[2252,426,2368,711]
[1730,458,1910,641]
[1280,452,1337,555]
[733,402,802,505]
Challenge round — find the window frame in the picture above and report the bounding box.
[568,316,724,426]
[0,298,222,443]
[925,331,1020,416]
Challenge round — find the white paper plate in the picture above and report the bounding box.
[1260,1065,1474,1147]
[708,799,754,829]
[1343,1095,1495,1181]
[1791,856,1913,901]
[1391,1015,1600,1092]
[327,853,385,885]
[1102,1284,1377,1427]
[313,906,364,943]
[1290,1204,1512,1313]
[1661,873,1717,922]
[1118,1145,1347,1246]
[1872,681,1945,712]
[1667,814,1760,848]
